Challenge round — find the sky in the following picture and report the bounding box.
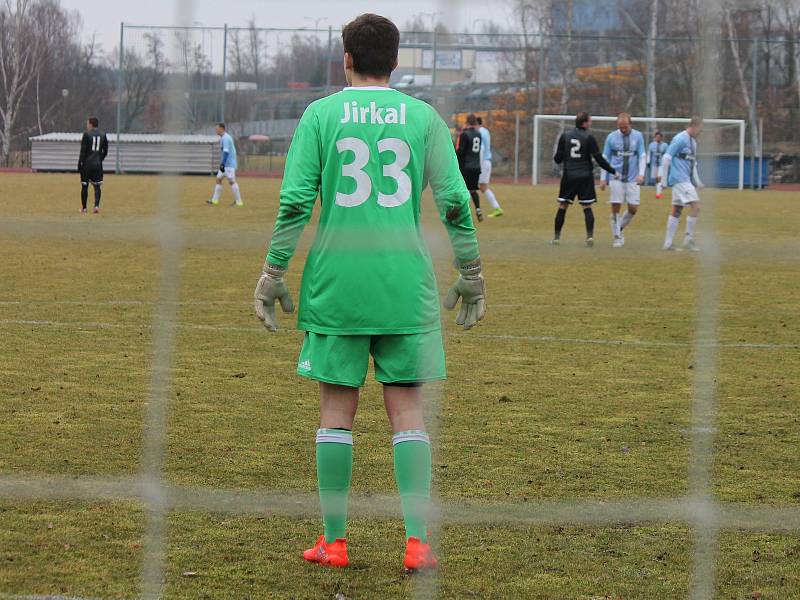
[59,0,508,53]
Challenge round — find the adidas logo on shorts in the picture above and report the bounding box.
[298,359,312,372]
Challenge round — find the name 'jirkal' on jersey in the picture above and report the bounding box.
[340,100,407,125]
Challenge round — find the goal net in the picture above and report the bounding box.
[532,115,746,189]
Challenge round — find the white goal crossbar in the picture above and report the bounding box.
[532,115,746,190]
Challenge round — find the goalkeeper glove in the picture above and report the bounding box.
[254,263,294,332]
[219,162,226,174]
[443,258,486,330]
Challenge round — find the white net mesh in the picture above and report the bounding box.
[3,0,799,598]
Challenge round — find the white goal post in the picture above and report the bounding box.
[532,115,746,190]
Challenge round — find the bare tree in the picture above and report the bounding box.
[724,3,753,114]
[246,17,263,87]
[780,0,800,129]
[120,32,165,132]
[559,0,573,114]
[228,29,246,79]
[0,0,46,164]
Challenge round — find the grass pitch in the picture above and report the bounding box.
[0,172,798,599]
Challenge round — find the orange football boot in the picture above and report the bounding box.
[302,535,349,567]
[403,536,438,573]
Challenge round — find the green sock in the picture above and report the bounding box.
[392,430,431,543]
[316,428,353,543]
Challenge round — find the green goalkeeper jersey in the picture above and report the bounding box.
[267,86,479,335]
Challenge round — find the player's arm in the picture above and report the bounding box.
[424,113,485,329]
[636,134,646,184]
[692,161,704,189]
[455,131,468,163]
[659,154,672,184]
[660,138,680,184]
[255,107,321,330]
[220,139,229,172]
[600,136,612,187]
[78,133,89,171]
[100,135,109,161]
[553,134,565,164]
[589,135,615,175]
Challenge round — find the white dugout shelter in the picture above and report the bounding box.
[29,133,219,174]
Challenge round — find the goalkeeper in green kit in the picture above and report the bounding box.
[253,13,485,572]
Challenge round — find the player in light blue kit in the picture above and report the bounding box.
[476,116,503,218]
[599,113,646,247]
[648,130,669,199]
[207,122,244,207]
[660,117,704,251]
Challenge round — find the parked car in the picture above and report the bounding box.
[394,74,433,88]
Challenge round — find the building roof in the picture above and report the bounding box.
[29,133,219,144]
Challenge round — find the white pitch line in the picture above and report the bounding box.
[1,319,797,350]
[1,476,800,532]
[2,299,797,315]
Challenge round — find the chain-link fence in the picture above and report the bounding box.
[112,24,800,184]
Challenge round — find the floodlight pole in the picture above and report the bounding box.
[115,22,124,174]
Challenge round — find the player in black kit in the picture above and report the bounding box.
[78,116,109,214]
[456,113,483,222]
[552,112,616,246]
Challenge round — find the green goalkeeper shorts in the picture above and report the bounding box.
[296,331,446,388]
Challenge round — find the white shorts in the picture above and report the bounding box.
[217,167,236,182]
[671,181,700,206]
[478,160,492,185]
[608,180,641,205]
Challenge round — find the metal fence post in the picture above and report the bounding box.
[431,29,438,109]
[749,38,758,189]
[115,22,124,174]
[532,115,539,185]
[758,117,764,190]
[514,112,520,184]
[537,33,545,115]
[645,33,652,121]
[325,26,333,92]
[221,24,228,122]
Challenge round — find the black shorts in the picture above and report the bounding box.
[81,165,104,184]
[558,176,596,205]
[460,168,481,191]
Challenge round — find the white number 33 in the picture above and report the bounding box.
[335,137,412,208]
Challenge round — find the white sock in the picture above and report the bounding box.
[656,182,663,196]
[231,183,242,203]
[610,213,620,238]
[620,210,634,231]
[665,215,680,247]
[685,215,697,240]
[212,184,222,201]
[484,189,500,210]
